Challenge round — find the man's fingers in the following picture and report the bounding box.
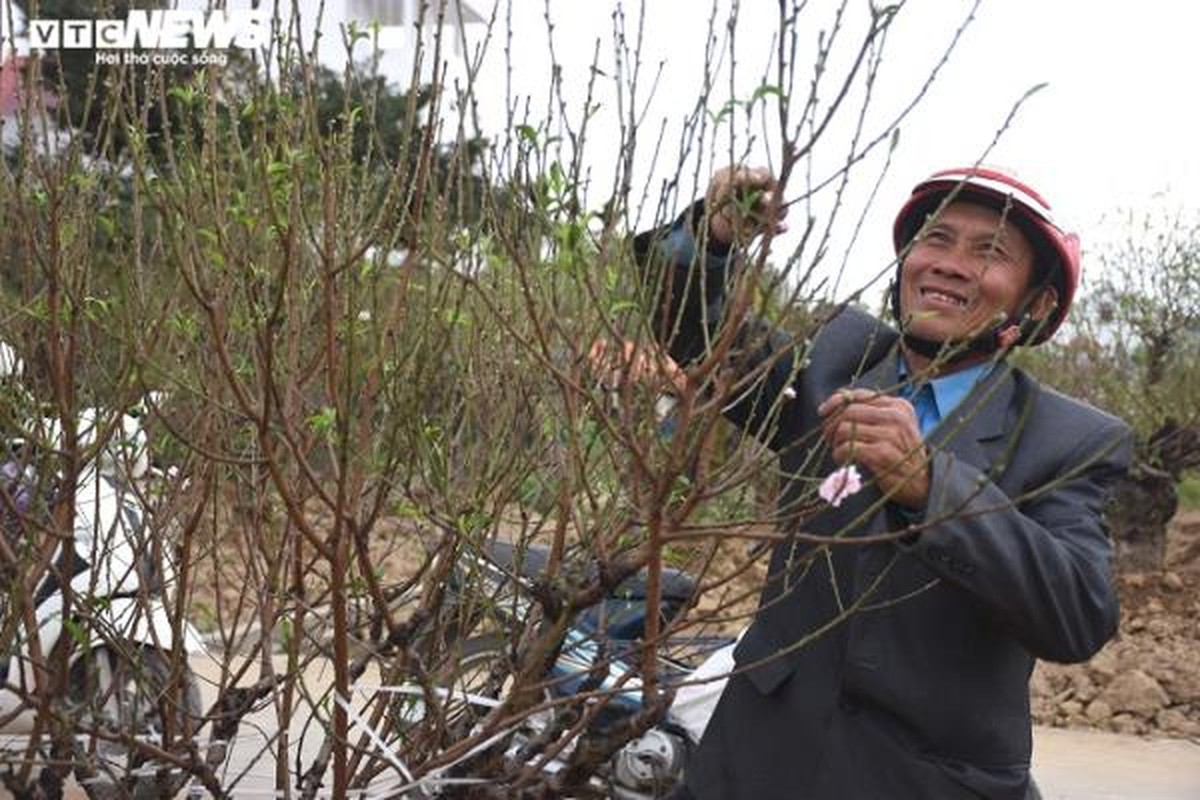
[818,388,901,418]
[832,440,896,467]
[831,440,858,466]
[825,424,924,461]
[826,404,914,430]
[826,422,894,447]
[707,166,786,243]
[832,439,928,476]
[714,165,776,194]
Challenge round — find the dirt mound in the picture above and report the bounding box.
[1031,511,1200,740]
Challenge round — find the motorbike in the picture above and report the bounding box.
[382,538,725,799]
[0,395,207,799]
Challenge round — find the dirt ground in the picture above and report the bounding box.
[1031,511,1200,740]
[189,501,1200,742]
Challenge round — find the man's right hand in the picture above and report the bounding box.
[817,388,930,509]
[705,166,788,246]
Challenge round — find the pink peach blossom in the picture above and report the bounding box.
[819,464,863,507]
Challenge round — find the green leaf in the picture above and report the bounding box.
[709,98,740,124]
[167,85,196,106]
[392,500,422,520]
[280,617,293,648]
[750,84,783,105]
[308,406,337,434]
[63,617,88,646]
[516,125,539,147]
[608,300,637,316]
[96,213,116,240]
[83,296,112,321]
[443,308,471,328]
[345,20,370,44]
[549,161,566,194]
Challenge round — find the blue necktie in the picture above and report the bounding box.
[909,383,939,438]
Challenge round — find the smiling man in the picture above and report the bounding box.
[637,167,1132,800]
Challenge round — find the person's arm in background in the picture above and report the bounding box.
[632,167,801,446]
[633,167,783,364]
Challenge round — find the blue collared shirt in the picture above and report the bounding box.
[898,357,992,438]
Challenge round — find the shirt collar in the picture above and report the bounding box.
[897,356,992,420]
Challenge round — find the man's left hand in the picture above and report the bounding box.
[817,388,930,509]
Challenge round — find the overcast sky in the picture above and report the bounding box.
[445,0,1200,301]
[6,1,1199,301]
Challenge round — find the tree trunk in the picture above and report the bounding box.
[1108,465,1177,572]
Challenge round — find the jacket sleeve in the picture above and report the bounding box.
[633,201,799,448]
[908,419,1132,663]
[633,200,738,366]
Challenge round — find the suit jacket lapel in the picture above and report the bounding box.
[849,343,903,395]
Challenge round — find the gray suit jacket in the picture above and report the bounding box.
[635,214,1132,800]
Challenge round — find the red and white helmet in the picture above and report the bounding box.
[891,166,1081,344]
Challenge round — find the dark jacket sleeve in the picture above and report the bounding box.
[633,200,737,366]
[911,416,1132,663]
[633,201,800,448]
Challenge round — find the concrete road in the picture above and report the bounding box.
[194,651,1200,799]
[205,698,1200,799]
[1033,726,1200,800]
[34,649,1200,797]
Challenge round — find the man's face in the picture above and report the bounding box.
[899,200,1038,344]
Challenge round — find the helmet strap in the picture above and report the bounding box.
[899,325,1008,364]
[889,277,1052,367]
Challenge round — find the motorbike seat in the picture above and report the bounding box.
[478,539,697,603]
